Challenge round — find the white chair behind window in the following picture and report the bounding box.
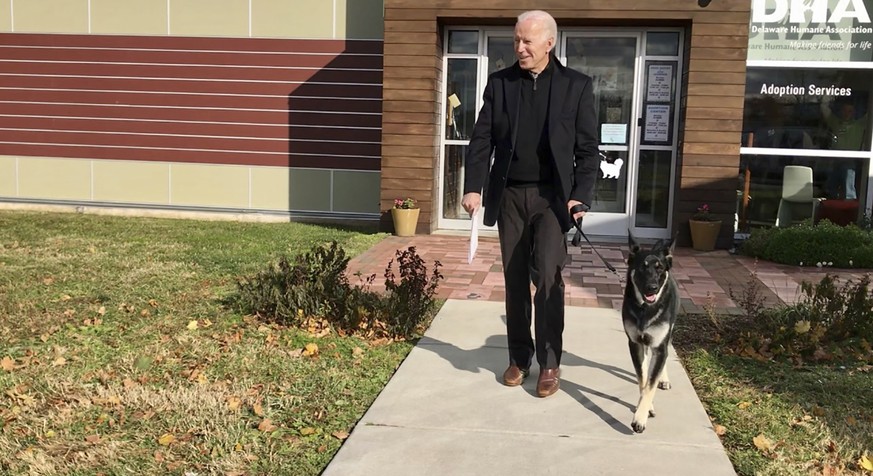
[775,165,823,227]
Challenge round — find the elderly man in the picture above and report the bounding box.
[462,10,599,397]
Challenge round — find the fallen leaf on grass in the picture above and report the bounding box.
[52,357,66,367]
[332,430,349,440]
[859,454,873,472]
[352,347,364,357]
[258,419,277,432]
[847,416,859,426]
[753,433,774,453]
[226,396,241,412]
[157,433,176,446]
[85,434,101,444]
[300,427,316,436]
[303,343,319,357]
[737,401,752,410]
[813,405,826,417]
[187,320,199,330]
[713,424,727,436]
[1,356,14,372]
[252,402,265,417]
[153,451,164,463]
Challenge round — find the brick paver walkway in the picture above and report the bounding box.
[348,234,870,314]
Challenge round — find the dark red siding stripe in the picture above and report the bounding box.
[1,33,384,54]
[0,34,383,169]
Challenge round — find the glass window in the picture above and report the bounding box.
[448,30,478,54]
[635,150,673,228]
[645,32,679,56]
[736,154,867,229]
[445,58,477,141]
[742,68,873,152]
[487,37,514,74]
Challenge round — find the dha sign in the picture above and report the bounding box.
[752,0,871,24]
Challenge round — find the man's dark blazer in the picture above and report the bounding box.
[463,55,600,232]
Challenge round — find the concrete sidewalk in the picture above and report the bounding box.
[323,300,736,476]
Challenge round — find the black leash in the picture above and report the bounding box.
[569,203,619,276]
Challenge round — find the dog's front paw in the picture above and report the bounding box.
[658,380,671,390]
[632,408,649,433]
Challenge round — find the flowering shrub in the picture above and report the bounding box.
[692,203,717,222]
[393,197,417,209]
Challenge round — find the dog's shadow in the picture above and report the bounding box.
[417,327,637,436]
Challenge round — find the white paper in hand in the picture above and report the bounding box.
[468,209,479,264]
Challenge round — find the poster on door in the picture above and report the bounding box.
[646,64,673,102]
[644,104,671,142]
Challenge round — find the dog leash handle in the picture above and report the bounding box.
[569,203,617,274]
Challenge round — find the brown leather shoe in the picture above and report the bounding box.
[502,365,530,387]
[536,368,561,397]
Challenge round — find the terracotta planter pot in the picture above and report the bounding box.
[689,219,722,251]
[391,208,420,237]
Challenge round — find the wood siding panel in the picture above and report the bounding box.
[0,34,383,170]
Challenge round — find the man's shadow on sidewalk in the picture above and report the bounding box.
[417,330,638,435]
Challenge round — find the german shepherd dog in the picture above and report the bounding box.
[622,233,679,433]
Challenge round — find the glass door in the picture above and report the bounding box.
[562,32,642,237]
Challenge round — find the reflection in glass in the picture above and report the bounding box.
[736,154,867,230]
[487,37,514,74]
[742,68,873,152]
[566,37,636,145]
[445,58,477,141]
[645,32,680,56]
[443,145,468,220]
[448,30,478,54]
[635,150,673,228]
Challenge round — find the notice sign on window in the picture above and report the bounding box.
[644,105,670,142]
[646,64,673,102]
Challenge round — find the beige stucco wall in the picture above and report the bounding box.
[0,0,384,38]
[2,156,380,215]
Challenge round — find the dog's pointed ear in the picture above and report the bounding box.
[628,229,641,255]
[663,234,677,269]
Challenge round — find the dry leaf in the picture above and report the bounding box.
[52,357,66,367]
[331,430,349,440]
[737,401,752,410]
[860,454,873,472]
[43,277,54,285]
[252,402,265,417]
[713,424,727,436]
[187,320,199,330]
[352,347,364,357]
[300,427,316,436]
[813,405,826,417]
[1,356,14,372]
[85,434,101,444]
[303,343,319,357]
[794,320,811,334]
[753,433,774,453]
[157,433,176,446]
[153,451,165,463]
[847,416,858,426]
[258,419,277,432]
[827,440,838,453]
[227,396,242,412]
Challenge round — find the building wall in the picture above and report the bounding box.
[382,0,750,244]
[0,0,385,218]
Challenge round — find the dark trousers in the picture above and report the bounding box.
[497,185,567,370]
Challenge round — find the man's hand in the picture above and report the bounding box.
[568,200,587,224]
[462,192,481,216]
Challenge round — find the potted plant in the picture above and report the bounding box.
[689,203,722,251]
[391,197,419,237]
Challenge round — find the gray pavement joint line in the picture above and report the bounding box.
[360,422,724,449]
[417,342,507,351]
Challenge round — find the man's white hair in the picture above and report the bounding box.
[517,10,557,42]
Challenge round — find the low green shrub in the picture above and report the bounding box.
[737,274,873,363]
[741,219,873,267]
[234,242,442,340]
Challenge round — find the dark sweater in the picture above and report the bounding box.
[507,59,554,186]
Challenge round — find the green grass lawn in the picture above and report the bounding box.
[675,314,873,476]
[0,211,406,475]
